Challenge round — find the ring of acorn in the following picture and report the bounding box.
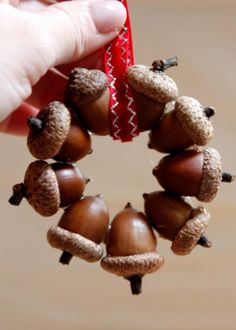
[9,57,235,295]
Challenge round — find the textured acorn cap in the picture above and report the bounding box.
[127,64,178,103]
[27,101,71,160]
[65,68,109,106]
[198,147,223,202]
[101,252,164,277]
[47,226,103,262]
[171,206,210,255]
[175,96,214,145]
[24,160,60,217]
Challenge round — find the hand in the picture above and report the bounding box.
[0,0,126,134]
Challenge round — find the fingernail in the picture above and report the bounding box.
[90,1,127,34]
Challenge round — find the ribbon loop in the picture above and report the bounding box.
[104,0,139,142]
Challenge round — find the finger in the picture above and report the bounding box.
[56,49,104,77]
[27,49,105,109]
[0,103,38,135]
[26,69,68,109]
[0,1,126,123]
[38,0,127,67]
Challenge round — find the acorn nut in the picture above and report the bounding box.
[47,195,109,264]
[27,101,92,163]
[143,191,211,255]
[148,96,215,153]
[101,203,164,295]
[152,147,235,202]
[127,56,179,131]
[9,160,89,216]
[65,68,110,135]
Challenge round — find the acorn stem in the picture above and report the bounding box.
[204,107,215,118]
[59,251,73,265]
[222,172,235,182]
[126,275,143,295]
[197,235,212,248]
[152,56,178,72]
[8,183,26,205]
[143,193,148,200]
[125,202,132,209]
[27,117,43,132]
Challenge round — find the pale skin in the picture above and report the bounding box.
[0,0,126,134]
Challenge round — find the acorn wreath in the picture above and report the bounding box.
[9,0,234,295]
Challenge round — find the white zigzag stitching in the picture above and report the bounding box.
[118,26,128,65]
[106,2,138,140]
[106,44,121,139]
[120,23,138,138]
[124,82,138,137]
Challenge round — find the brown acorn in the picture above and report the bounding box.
[127,56,179,131]
[65,68,110,135]
[27,101,92,163]
[152,147,234,202]
[143,191,211,255]
[47,195,109,264]
[9,161,88,216]
[148,96,215,153]
[101,203,164,295]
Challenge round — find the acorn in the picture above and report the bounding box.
[152,147,235,202]
[143,191,211,255]
[101,203,164,295]
[65,68,110,135]
[47,195,109,264]
[148,96,215,153]
[9,160,88,216]
[27,101,92,163]
[127,56,179,131]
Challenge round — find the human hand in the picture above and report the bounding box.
[0,0,126,134]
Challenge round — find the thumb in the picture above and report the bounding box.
[39,0,127,67]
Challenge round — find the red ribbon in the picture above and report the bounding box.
[103,0,139,142]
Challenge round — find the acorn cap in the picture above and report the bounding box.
[127,64,178,103]
[65,68,109,106]
[101,252,164,277]
[171,206,210,255]
[198,147,222,202]
[27,101,71,160]
[175,96,214,145]
[24,160,60,217]
[47,225,103,262]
